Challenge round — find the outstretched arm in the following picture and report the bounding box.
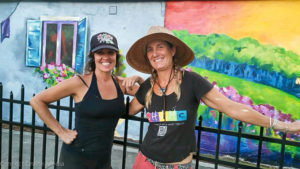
[201,87,300,134]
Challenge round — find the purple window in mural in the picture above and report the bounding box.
[42,21,78,68]
[45,23,57,65]
[61,24,75,67]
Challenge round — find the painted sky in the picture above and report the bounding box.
[165,1,300,56]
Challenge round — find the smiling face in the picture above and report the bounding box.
[146,40,176,72]
[93,48,117,73]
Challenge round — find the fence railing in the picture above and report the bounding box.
[0,82,299,169]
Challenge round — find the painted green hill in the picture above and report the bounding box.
[174,30,300,78]
[191,66,300,119]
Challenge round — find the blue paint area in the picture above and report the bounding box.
[75,18,87,74]
[190,57,300,98]
[26,20,41,67]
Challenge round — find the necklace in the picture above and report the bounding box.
[156,69,174,95]
[156,69,174,122]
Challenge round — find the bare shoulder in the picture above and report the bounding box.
[74,73,93,87]
[55,73,91,91]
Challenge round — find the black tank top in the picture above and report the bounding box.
[68,72,125,153]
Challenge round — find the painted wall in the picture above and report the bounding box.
[0,1,164,138]
[0,1,164,96]
[1,1,299,168]
[165,1,300,167]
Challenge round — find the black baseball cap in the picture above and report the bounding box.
[90,32,119,52]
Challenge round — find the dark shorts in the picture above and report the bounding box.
[58,143,112,169]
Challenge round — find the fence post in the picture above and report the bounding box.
[42,123,47,169]
[42,87,47,169]
[30,94,35,169]
[122,96,130,169]
[195,116,203,169]
[256,126,264,168]
[19,85,25,169]
[68,96,73,129]
[139,109,144,146]
[279,133,287,169]
[0,82,2,169]
[235,122,243,169]
[54,100,60,168]
[215,112,223,169]
[8,91,13,169]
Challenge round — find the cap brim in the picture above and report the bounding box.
[91,45,119,52]
[126,33,194,74]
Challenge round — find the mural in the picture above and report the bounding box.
[25,16,87,86]
[1,1,299,168]
[0,1,164,144]
[165,1,300,168]
[25,16,127,86]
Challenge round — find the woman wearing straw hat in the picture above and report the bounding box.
[30,32,143,169]
[126,26,300,169]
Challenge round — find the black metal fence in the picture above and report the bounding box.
[0,82,299,169]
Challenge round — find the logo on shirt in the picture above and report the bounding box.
[146,110,187,122]
[157,125,168,136]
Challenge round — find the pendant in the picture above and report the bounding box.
[157,125,168,136]
[159,88,166,94]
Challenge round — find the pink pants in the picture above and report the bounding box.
[132,152,192,169]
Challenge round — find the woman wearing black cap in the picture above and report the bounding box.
[126,26,300,169]
[30,32,143,169]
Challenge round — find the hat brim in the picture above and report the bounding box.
[126,32,194,74]
[91,45,119,53]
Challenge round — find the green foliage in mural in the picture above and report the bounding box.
[174,30,300,78]
[113,53,126,77]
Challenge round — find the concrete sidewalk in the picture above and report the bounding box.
[1,129,225,169]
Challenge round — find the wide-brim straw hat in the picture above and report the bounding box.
[126,26,194,74]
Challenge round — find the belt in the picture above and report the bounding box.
[145,156,192,169]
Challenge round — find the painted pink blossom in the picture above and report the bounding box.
[56,65,64,72]
[40,65,45,71]
[210,80,293,124]
[60,71,66,77]
[210,110,216,119]
[56,77,63,83]
[43,73,49,79]
[184,67,192,72]
[47,64,55,70]
[69,68,75,73]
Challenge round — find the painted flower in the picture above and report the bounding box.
[35,63,76,86]
[57,65,64,72]
[43,73,50,79]
[204,79,297,140]
[40,65,46,71]
[60,71,66,77]
[56,77,63,83]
